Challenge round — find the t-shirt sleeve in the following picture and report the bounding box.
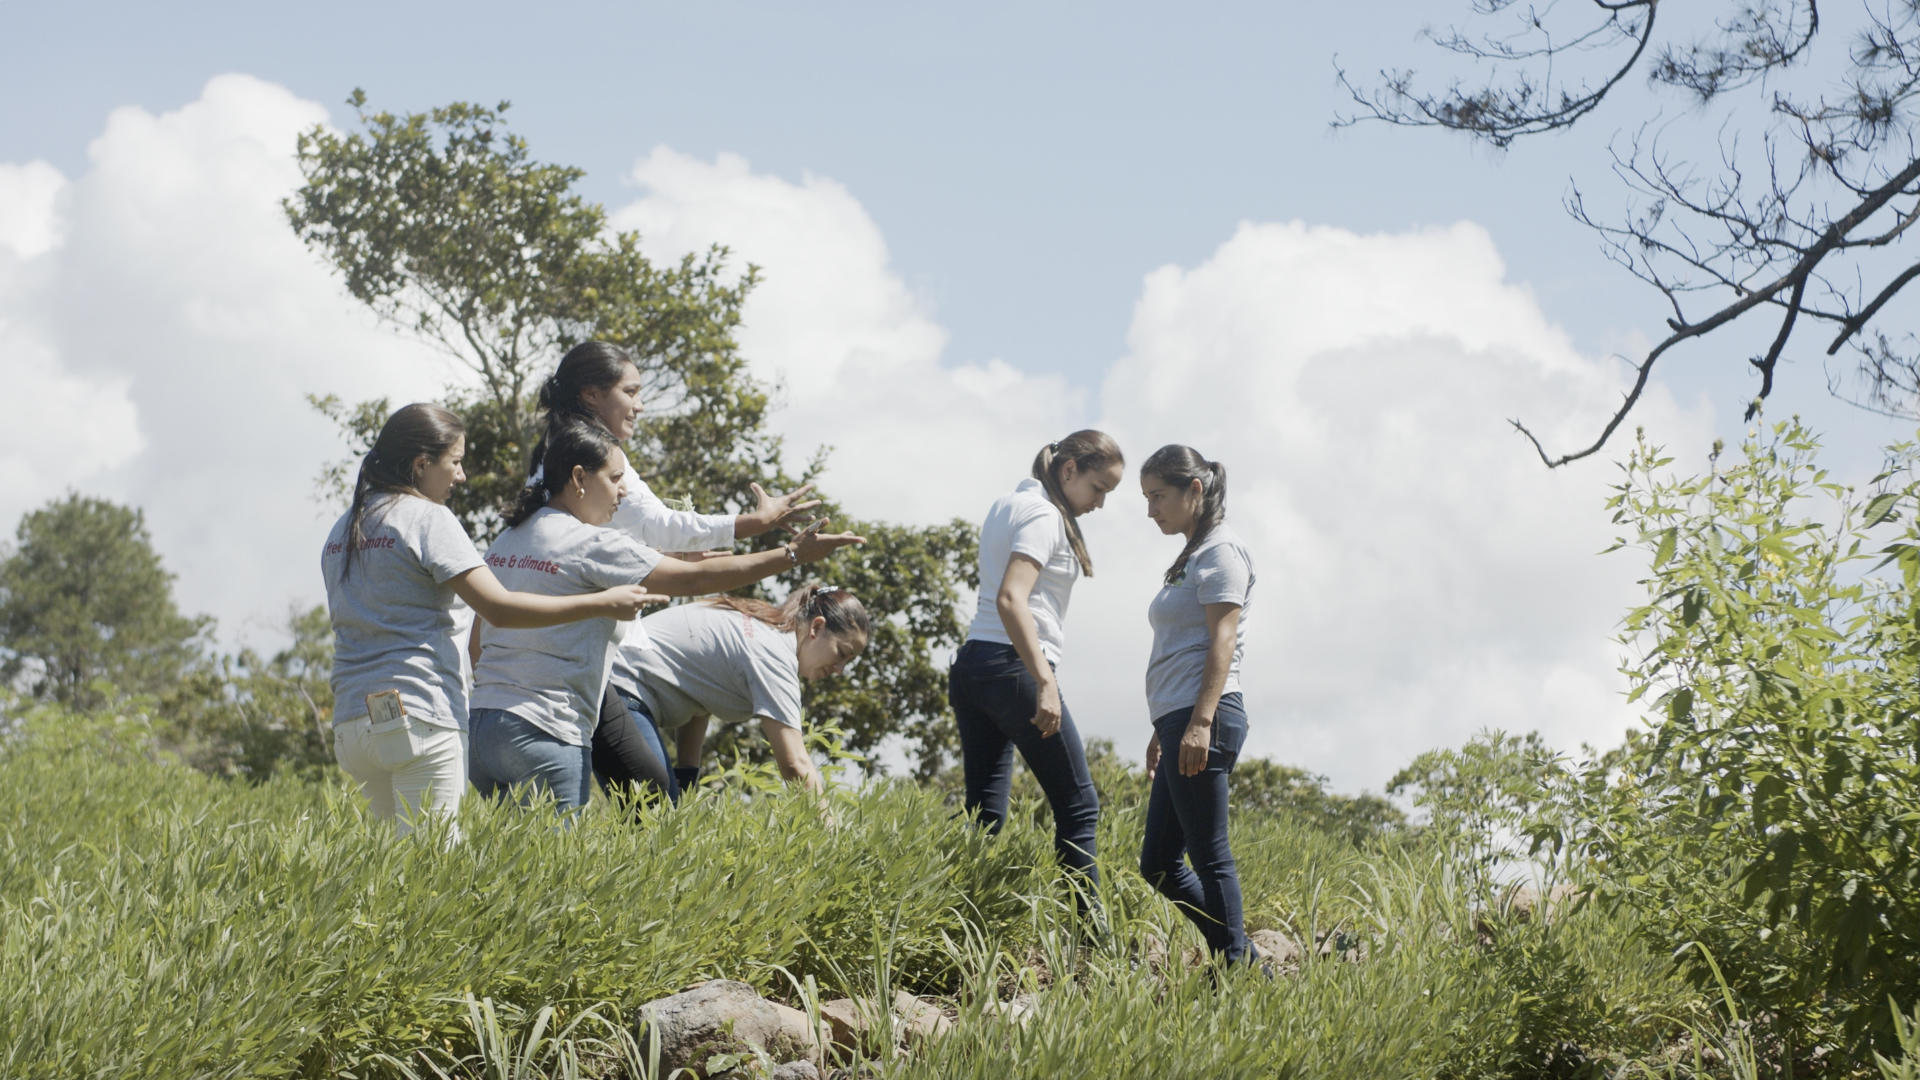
[1192,542,1252,607]
[746,634,805,730]
[416,504,486,584]
[1005,497,1065,566]
[579,530,665,589]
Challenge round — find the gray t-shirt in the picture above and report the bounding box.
[1145,524,1255,721]
[321,494,485,731]
[612,601,804,734]
[470,506,663,746]
[965,478,1080,664]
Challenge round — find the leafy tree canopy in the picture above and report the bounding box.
[0,493,208,709]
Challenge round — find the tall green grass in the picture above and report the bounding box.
[1,708,1717,1079]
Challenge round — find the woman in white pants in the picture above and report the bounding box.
[321,402,654,838]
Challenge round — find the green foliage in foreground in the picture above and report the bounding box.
[3,706,1723,1080]
[1552,421,1920,1063]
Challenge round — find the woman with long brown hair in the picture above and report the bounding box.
[1137,443,1256,965]
[321,403,654,838]
[948,429,1124,903]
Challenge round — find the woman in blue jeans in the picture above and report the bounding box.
[1138,444,1257,964]
[949,430,1124,901]
[467,418,863,816]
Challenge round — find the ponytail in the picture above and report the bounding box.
[1141,444,1227,586]
[1031,429,1125,576]
[341,403,464,582]
[505,417,621,529]
[705,583,872,639]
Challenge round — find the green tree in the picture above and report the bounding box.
[155,606,335,782]
[1552,419,1920,1058]
[287,93,976,774]
[0,494,208,709]
[287,91,781,538]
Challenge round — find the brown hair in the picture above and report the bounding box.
[505,417,621,529]
[1141,444,1227,586]
[1032,429,1124,576]
[528,340,638,478]
[705,584,871,640]
[340,403,465,582]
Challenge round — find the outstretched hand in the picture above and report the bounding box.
[601,585,671,620]
[789,519,866,564]
[746,482,822,538]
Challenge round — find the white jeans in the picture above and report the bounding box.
[333,717,466,841]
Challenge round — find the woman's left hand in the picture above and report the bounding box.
[744,482,821,537]
[1178,718,1213,777]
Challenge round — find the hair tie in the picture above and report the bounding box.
[1048,442,1059,452]
[815,585,840,596]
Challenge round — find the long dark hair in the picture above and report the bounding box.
[1141,444,1226,586]
[340,403,465,582]
[505,417,621,529]
[706,584,871,640]
[1032,429,1124,576]
[528,341,637,478]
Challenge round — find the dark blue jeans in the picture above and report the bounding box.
[948,640,1101,887]
[593,687,679,805]
[1140,692,1249,963]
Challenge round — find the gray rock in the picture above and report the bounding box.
[770,1062,820,1080]
[635,979,822,1076]
[1244,922,1305,972]
[891,990,952,1045]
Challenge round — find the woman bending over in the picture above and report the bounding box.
[611,585,869,798]
[468,418,861,815]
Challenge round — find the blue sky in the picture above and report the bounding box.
[2,2,1910,790]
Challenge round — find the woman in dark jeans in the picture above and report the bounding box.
[1138,444,1256,964]
[949,430,1125,903]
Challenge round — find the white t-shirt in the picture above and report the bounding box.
[965,478,1080,665]
[1145,524,1255,721]
[321,494,485,731]
[469,507,664,745]
[613,602,804,734]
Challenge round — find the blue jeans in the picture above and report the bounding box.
[468,707,593,816]
[1140,693,1249,962]
[948,640,1101,887]
[593,688,679,804]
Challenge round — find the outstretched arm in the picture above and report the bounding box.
[450,566,662,628]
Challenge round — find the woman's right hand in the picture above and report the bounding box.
[788,520,867,564]
[599,585,668,620]
[1031,680,1062,739]
[1144,733,1162,781]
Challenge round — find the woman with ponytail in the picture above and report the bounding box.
[321,404,656,839]
[469,417,863,815]
[1137,444,1256,965]
[528,340,823,804]
[609,584,871,798]
[948,430,1124,903]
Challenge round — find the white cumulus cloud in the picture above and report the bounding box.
[617,164,1714,793]
[2,80,1718,793]
[0,75,451,643]
[0,161,66,260]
